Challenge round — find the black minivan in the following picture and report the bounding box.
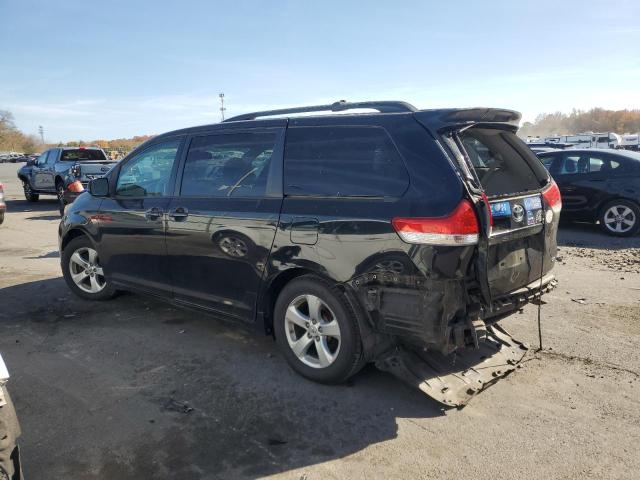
[59,101,561,388]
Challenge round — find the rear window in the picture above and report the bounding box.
[284,126,409,197]
[459,128,547,196]
[61,149,106,161]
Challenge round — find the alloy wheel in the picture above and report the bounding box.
[284,294,341,369]
[68,247,106,293]
[603,205,636,234]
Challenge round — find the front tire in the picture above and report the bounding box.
[61,236,116,300]
[274,275,364,384]
[599,200,640,237]
[23,181,39,202]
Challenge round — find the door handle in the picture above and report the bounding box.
[169,207,189,221]
[144,207,163,221]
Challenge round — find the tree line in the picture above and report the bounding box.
[0,110,40,153]
[519,108,640,138]
[55,135,155,155]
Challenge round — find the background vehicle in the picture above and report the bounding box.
[539,148,640,236]
[0,183,5,225]
[17,147,116,212]
[621,133,640,151]
[59,101,560,405]
[0,353,23,479]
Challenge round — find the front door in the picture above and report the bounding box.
[166,129,284,321]
[31,150,51,190]
[97,138,183,294]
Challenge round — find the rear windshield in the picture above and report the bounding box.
[459,128,548,197]
[61,149,107,161]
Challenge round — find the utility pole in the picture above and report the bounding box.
[38,125,44,144]
[219,93,226,121]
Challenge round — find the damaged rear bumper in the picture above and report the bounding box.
[375,324,529,407]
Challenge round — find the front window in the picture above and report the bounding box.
[116,140,180,197]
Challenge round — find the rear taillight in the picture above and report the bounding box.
[67,180,85,193]
[392,200,479,246]
[542,179,562,211]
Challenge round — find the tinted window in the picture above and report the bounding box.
[539,154,556,168]
[180,132,277,197]
[116,140,180,197]
[588,156,605,172]
[46,150,58,164]
[284,126,409,197]
[36,150,49,166]
[559,154,580,174]
[61,149,107,161]
[559,153,607,174]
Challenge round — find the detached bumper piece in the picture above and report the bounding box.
[375,324,528,407]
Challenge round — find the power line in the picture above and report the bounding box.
[38,125,44,143]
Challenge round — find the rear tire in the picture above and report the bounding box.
[273,275,365,384]
[56,180,65,216]
[599,200,640,237]
[61,236,117,301]
[22,181,39,202]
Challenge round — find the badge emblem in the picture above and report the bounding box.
[512,204,525,222]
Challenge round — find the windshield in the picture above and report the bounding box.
[61,149,107,161]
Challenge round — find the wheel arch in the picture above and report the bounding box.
[258,267,374,345]
[60,227,93,252]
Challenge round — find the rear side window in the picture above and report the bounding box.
[284,126,409,197]
[180,132,277,197]
[61,149,106,161]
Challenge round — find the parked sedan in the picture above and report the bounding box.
[538,149,640,236]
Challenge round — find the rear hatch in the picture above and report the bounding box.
[449,125,559,299]
[454,127,559,299]
[415,110,560,305]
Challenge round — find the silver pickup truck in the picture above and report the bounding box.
[17,147,117,211]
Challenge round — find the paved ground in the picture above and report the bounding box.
[0,162,639,479]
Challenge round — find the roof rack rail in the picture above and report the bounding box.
[223,100,417,122]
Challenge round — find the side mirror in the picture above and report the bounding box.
[89,177,109,197]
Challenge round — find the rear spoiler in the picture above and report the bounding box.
[414,108,521,133]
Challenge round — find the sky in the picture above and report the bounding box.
[1,0,639,142]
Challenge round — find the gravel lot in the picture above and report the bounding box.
[0,162,639,479]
